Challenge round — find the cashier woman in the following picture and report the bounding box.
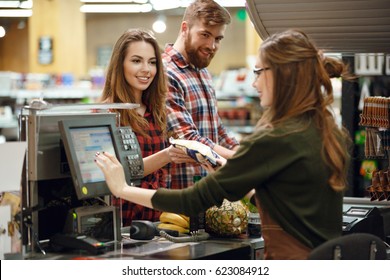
[96,29,354,260]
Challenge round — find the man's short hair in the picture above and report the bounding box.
[183,0,231,27]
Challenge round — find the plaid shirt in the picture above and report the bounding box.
[162,44,239,189]
[113,107,167,226]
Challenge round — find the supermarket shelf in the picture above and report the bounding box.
[227,125,254,135]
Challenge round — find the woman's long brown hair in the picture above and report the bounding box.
[100,29,167,138]
[257,29,354,192]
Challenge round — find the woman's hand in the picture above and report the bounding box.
[216,156,227,167]
[167,145,197,164]
[201,156,227,174]
[95,151,127,198]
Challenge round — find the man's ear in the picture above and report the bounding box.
[181,21,188,35]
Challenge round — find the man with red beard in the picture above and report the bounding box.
[162,0,240,190]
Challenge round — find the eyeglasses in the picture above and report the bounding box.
[253,67,270,79]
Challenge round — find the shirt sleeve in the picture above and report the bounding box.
[166,76,212,143]
[216,117,240,149]
[151,133,301,215]
[165,69,239,150]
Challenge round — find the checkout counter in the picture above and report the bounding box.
[7,103,389,260]
[21,194,390,261]
[342,197,390,244]
[11,104,264,260]
[23,235,263,260]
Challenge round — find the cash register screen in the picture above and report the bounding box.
[59,117,119,200]
[69,126,115,184]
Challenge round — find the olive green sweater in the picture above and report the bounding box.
[152,120,344,248]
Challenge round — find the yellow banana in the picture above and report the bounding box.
[159,212,190,229]
[157,222,190,234]
[179,214,190,223]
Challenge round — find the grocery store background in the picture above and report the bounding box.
[0,0,260,79]
[0,0,263,144]
[1,0,390,198]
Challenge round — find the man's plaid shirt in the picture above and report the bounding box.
[162,44,239,189]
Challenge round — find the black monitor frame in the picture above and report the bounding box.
[59,116,122,200]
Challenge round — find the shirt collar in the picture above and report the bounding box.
[165,43,197,70]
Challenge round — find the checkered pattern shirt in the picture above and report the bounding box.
[162,44,239,189]
[113,107,167,226]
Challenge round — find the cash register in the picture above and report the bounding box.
[342,205,390,243]
[20,106,144,255]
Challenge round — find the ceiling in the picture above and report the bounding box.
[78,0,245,13]
[245,0,390,54]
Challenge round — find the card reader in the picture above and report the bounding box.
[50,233,112,255]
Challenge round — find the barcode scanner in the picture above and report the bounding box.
[129,220,156,240]
[129,220,179,240]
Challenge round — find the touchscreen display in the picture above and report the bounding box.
[69,126,116,183]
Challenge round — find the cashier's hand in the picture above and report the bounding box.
[201,156,227,174]
[95,151,127,198]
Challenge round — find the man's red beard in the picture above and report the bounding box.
[184,33,215,69]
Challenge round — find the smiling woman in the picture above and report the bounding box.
[100,28,166,137]
[97,28,179,227]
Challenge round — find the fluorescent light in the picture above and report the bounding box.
[0,0,33,8]
[20,0,33,9]
[150,0,246,10]
[78,0,245,13]
[80,0,148,3]
[215,0,246,7]
[0,9,33,17]
[0,1,20,8]
[80,4,152,13]
[150,0,181,11]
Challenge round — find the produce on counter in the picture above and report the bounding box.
[158,212,190,234]
[205,199,248,237]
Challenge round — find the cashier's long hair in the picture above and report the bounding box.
[101,29,167,138]
[256,29,355,192]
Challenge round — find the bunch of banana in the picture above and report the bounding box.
[157,212,190,234]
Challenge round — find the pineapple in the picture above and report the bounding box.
[205,199,248,237]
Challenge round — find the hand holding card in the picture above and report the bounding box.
[169,137,222,167]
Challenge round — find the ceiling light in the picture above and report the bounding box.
[0,26,6,38]
[80,0,148,3]
[152,20,166,33]
[0,9,33,17]
[0,1,20,8]
[0,0,33,8]
[80,4,152,13]
[152,15,167,33]
[215,0,245,7]
[19,0,33,9]
[150,0,182,11]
